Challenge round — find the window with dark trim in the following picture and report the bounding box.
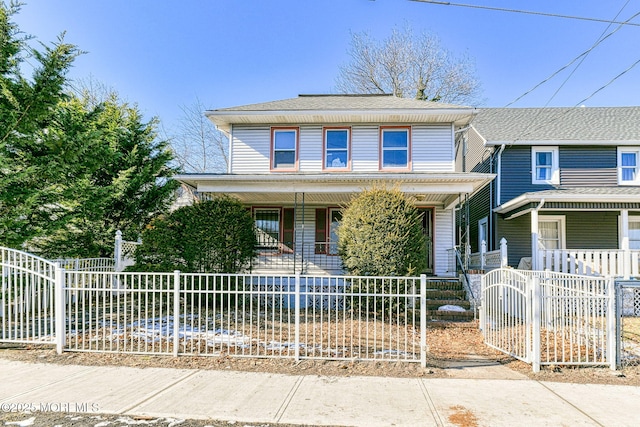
[254,207,294,254]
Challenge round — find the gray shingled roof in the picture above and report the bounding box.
[473,107,640,142]
[212,94,469,112]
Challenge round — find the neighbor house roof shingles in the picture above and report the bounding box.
[473,107,640,143]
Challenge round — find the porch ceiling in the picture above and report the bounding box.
[176,172,495,208]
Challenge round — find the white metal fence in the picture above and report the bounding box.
[62,272,427,364]
[52,258,114,272]
[481,269,616,372]
[0,248,60,345]
[1,247,431,366]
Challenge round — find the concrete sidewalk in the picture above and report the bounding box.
[0,358,639,427]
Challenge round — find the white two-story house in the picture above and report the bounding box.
[176,94,494,276]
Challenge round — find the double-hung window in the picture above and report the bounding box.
[380,127,411,170]
[324,128,350,170]
[531,146,559,184]
[630,218,640,250]
[538,216,565,250]
[271,127,298,171]
[618,148,640,185]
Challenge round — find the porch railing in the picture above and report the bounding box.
[250,242,343,274]
[468,238,508,271]
[537,249,640,279]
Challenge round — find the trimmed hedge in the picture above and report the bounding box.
[132,196,257,273]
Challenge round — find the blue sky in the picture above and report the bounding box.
[12,0,640,131]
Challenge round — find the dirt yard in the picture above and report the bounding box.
[1,320,639,386]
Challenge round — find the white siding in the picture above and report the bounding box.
[230,123,456,174]
[299,126,323,171]
[351,125,380,172]
[434,207,455,276]
[412,125,455,172]
[230,126,270,174]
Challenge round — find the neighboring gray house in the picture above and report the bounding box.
[176,94,493,276]
[461,107,640,277]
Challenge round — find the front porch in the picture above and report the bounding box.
[178,172,494,277]
[494,188,640,279]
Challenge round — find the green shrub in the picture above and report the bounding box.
[338,186,427,277]
[132,196,257,273]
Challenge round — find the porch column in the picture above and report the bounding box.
[531,210,539,270]
[621,209,630,279]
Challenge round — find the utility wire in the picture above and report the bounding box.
[506,6,640,107]
[508,2,640,142]
[409,0,640,27]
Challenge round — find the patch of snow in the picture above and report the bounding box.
[5,417,36,427]
[438,304,466,312]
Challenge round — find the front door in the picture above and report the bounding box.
[418,208,434,274]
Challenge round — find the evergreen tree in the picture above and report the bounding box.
[338,186,427,276]
[0,3,179,257]
[0,2,81,248]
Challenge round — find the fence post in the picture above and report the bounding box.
[480,240,487,270]
[54,263,66,355]
[294,273,301,362]
[500,238,508,268]
[607,278,617,370]
[530,276,541,373]
[420,274,427,368]
[173,270,180,357]
[114,230,123,272]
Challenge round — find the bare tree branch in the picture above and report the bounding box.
[336,26,482,105]
[169,97,228,173]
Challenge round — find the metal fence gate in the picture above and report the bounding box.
[481,268,616,372]
[0,248,61,346]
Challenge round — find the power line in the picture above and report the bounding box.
[506,1,639,142]
[409,0,640,27]
[506,3,638,108]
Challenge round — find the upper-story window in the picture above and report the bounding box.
[531,146,559,185]
[380,126,411,170]
[323,127,350,170]
[618,148,640,185]
[271,127,299,171]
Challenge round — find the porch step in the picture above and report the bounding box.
[425,277,474,322]
[426,309,476,321]
[425,279,465,291]
[425,289,466,300]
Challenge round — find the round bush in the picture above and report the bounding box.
[338,186,427,277]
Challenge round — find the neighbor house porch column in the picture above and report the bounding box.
[621,209,630,278]
[531,209,539,270]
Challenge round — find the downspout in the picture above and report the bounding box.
[531,198,545,270]
[495,144,506,207]
[227,125,233,174]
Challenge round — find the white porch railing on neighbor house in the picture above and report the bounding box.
[537,249,640,279]
[468,238,508,271]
